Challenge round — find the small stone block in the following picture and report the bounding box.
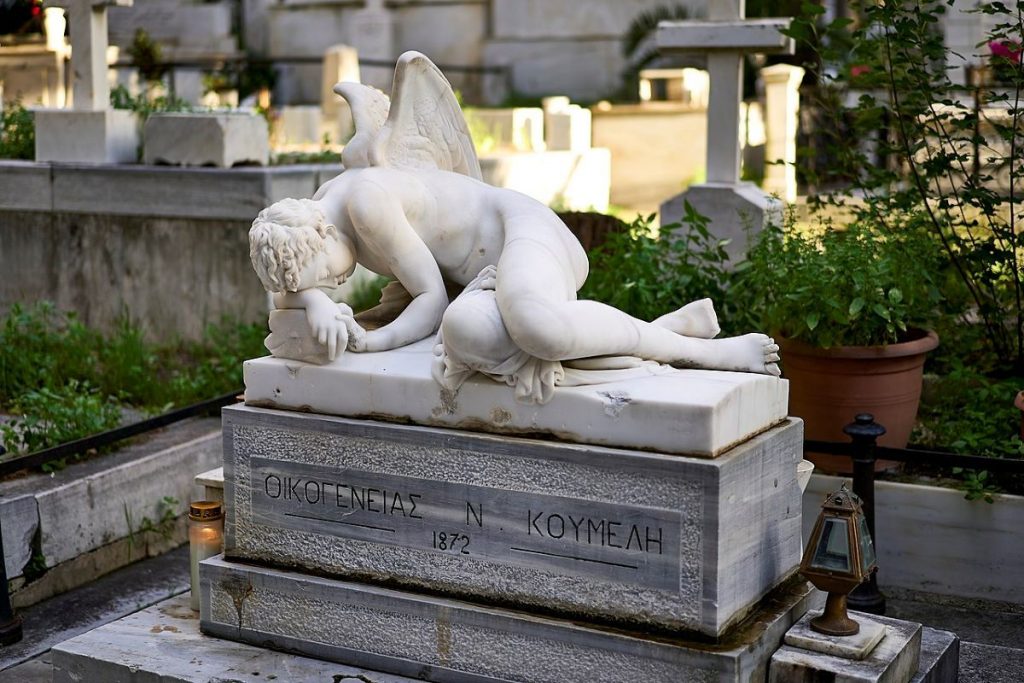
[785,612,887,660]
[263,308,330,365]
[34,108,139,164]
[770,611,922,683]
[143,112,269,167]
[194,466,224,503]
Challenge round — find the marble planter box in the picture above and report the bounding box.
[200,556,814,683]
[143,112,269,167]
[222,405,804,637]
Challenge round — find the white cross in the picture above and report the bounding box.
[51,0,133,111]
[657,0,793,185]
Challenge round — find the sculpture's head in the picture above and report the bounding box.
[249,198,356,293]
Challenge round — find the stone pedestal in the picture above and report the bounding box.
[219,406,803,637]
[660,181,783,263]
[762,64,805,203]
[34,108,138,163]
[244,337,789,457]
[771,611,924,683]
[143,112,269,167]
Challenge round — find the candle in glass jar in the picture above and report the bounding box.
[188,501,224,612]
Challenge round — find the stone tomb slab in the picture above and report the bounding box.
[200,555,815,683]
[222,405,803,637]
[243,337,789,457]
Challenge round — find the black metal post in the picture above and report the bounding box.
[0,514,24,646]
[843,414,887,615]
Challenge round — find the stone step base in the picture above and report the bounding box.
[200,555,814,683]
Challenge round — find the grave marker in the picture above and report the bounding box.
[657,0,793,260]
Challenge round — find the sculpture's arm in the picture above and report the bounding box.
[351,241,448,352]
[273,288,352,361]
[348,222,448,353]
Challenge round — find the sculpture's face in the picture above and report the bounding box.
[295,234,356,290]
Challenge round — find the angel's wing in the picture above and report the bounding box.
[371,51,483,180]
[332,82,391,169]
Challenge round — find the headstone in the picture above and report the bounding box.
[321,44,360,144]
[657,3,793,261]
[274,105,323,147]
[639,67,710,108]
[143,112,270,167]
[762,63,805,203]
[34,0,139,164]
[467,107,545,152]
[347,0,393,92]
[543,96,591,151]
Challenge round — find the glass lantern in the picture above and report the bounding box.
[800,484,877,635]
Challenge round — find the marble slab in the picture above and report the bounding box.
[222,405,804,637]
[785,613,888,660]
[771,612,923,683]
[200,555,816,683]
[243,338,789,457]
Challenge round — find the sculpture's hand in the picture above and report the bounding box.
[305,299,350,361]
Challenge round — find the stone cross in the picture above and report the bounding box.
[657,0,793,185]
[51,0,133,111]
[655,1,793,262]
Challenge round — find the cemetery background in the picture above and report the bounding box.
[0,0,1019,679]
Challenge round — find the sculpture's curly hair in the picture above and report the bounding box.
[249,198,337,292]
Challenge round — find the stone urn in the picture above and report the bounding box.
[780,330,939,474]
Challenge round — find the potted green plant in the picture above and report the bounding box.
[737,219,941,473]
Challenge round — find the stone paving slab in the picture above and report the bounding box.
[51,594,417,683]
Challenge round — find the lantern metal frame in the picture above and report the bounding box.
[800,484,878,636]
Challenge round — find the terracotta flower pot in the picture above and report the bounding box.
[780,330,939,475]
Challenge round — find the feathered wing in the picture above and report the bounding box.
[371,51,482,180]
[332,82,391,169]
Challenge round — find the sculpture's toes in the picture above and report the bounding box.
[760,337,782,376]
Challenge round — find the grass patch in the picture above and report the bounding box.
[0,302,267,459]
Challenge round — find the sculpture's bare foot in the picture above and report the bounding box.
[653,298,721,339]
[708,333,781,376]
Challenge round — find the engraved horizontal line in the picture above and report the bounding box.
[508,547,638,570]
[283,512,396,534]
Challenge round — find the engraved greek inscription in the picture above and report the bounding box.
[265,475,282,499]
[409,494,422,519]
[366,488,381,513]
[390,492,406,515]
[466,502,483,528]
[646,526,663,555]
[304,480,321,504]
[547,513,565,539]
[607,521,622,548]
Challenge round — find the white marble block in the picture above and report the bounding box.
[34,108,139,163]
[244,336,788,457]
[469,107,545,152]
[275,105,323,147]
[143,112,269,167]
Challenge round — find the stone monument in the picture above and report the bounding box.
[192,51,815,682]
[657,1,792,261]
[34,0,139,164]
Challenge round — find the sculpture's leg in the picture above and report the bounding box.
[494,225,780,375]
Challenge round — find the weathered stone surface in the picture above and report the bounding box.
[771,612,922,683]
[0,495,38,579]
[785,614,887,660]
[28,425,221,567]
[34,108,138,164]
[51,594,412,683]
[144,113,269,167]
[244,337,789,457]
[201,556,815,683]
[223,405,804,637]
[912,628,958,683]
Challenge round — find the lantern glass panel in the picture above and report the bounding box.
[811,517,851,572]
[857,513,876,572]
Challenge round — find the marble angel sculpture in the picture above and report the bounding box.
[248,51,780,404]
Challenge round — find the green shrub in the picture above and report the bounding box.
[1,380,120,454]
[579,203,733,325]
[736,218,943,347]
[0,101,35,160]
